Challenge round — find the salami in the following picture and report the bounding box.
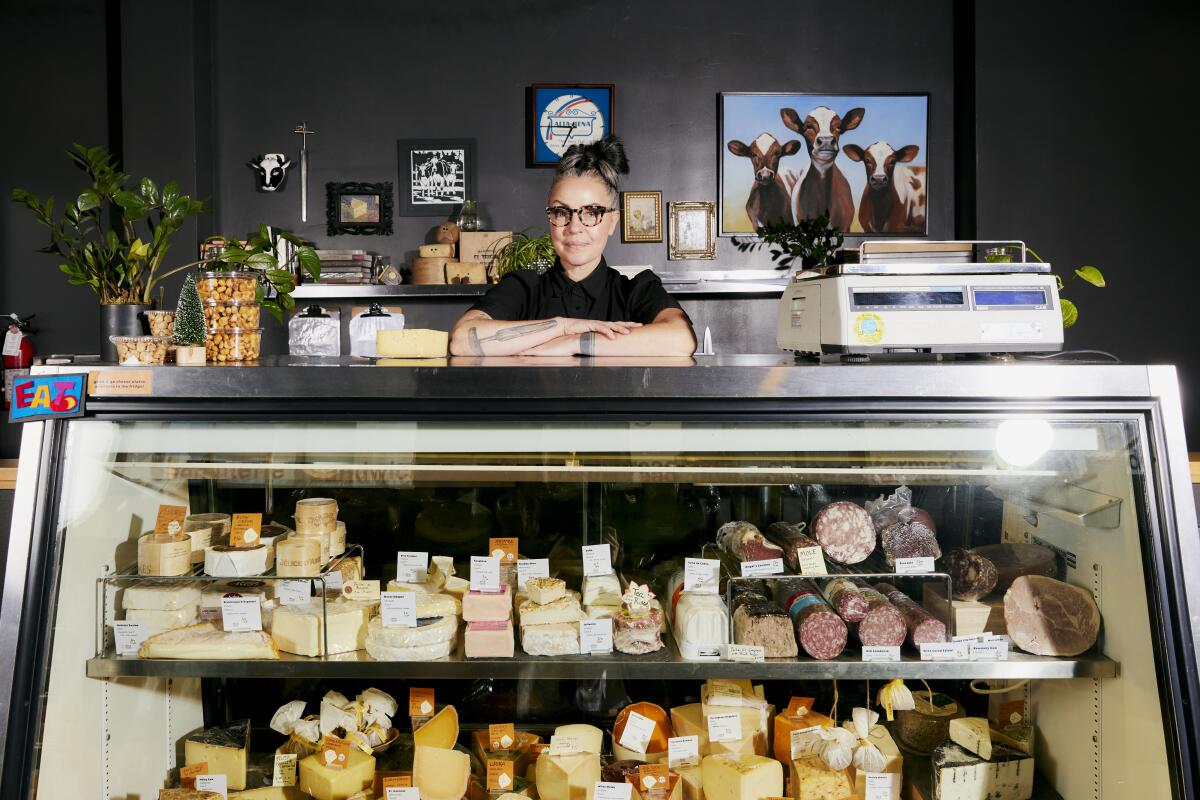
[731,591,798,657]
[766,521,824,571]
[866,485,937,533]
[851,582,907,647]
[942,548,998,601]
[717,520,786,563]
[973,543,1058,592]
[811,502,875,564]
[773,579,848,659]
[880,520,941,567]
[875,582,947,645]
[819,577,869,622]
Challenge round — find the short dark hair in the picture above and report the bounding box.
[554,135,629,199]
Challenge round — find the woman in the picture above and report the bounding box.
[449,137,696,356]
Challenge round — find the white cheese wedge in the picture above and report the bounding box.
[521,622,580,656]
[270,601,369,657]
[138,622,279,659]
[122,582,201,611]
[376,329,449,358]
[125,603,198,634]
[554,723,604,754]
[949,717,993,761]
[931,743,1034,800]
[518,595,583,626]
[184,719,250,791]
[414,745,472,800]
[535,751,600,800]
[299,747,375,800]
[525,577,567,605]
[700,754,782,800]
[581,574,621,606]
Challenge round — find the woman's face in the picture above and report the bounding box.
[547,174,618,272]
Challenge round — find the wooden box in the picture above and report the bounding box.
[459,231,512,272]
[922,584,1007,638]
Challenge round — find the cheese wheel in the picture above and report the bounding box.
[411,257,452,284]
[276,537,322,576]
[294,498,337,533]
[290,529,330,564]
[376,329,449,358]
[185,524,214,564]
[137,533,192,576]
[186,513,231,540]
[204,544,272,577]
[419,243,455,258]
[331,520,347,557]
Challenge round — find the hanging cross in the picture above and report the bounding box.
[293,122,316,222]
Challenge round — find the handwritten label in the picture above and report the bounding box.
[895,556,936,574]
[795,547,828,576]
[740,558,784,577]
[195,774,227,797]
[180,762,207,789]
[861,646,901,662]
[549,734,581,755]
[667,735,700,768]
[154,505,187,536]
[517,558,550,589]
[397,550,429,582]
[920,641,970,661]
[273,753,298,786]
[343,579,381,602]
[594,782,634,800]
[409,687,435,716]
[470,556,501,591]
[618,711,657,755]
[864,773,895,800]
[706,712,742,743]
[582,544,614,577]
[490,723,518,751]
[790,726,824,759]
[220,596,262,632]
[722,644,765,663]
[381,592,417,628]
[114,620,148,655]
[684,558,720,592]
[580,617,614,654]
[278,579,311,606]
[489,537,519,563]
[383,774,415,789]
[229,512,262,547]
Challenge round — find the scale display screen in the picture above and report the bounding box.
[973,289,1048,307]
[851,289,965,308]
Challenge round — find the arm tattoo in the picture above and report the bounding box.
[579,331,596,356]
[467,320,557,355]
[467,327,485,356]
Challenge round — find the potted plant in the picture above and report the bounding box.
[11,144,208,360]
[734,212,845,271]
[1026,247,1105,329]
[493,230,556,278]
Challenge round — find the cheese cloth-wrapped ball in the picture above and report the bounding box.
[270,700,307,735]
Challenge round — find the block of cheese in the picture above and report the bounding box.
[205,544,273,577]
[471,728,541,776]
[526,577,567,605]
[582,573,621,606]
[407,592,459,619]
[376,329,450,359]
[671,704,765,757]
[366,615,457,648]
[185,719,250,790]
[585,604,620,619]
[271,601,369,657]
[465,620,515,657]
[444,575,470,602]
[420,243,456,258]
[788,756,852,800]
[949,718,992,761]
[840,720,901,799]
[122,582,201,610]
[535,751,600,800]
[299,747,376,800]
[676,764,705,800]
[930,743,1034,800]
[414,745,472,800]
[230,788,308,799]
[139,622,278,659]
[201,579,276,612]
[554,723,604,753]
[125,603,198,634]
[463,585,513,621]
[700,754,782,800]
[519,594,583,626]
[413,704,459,748]
[773,708,835,762]
[522,622,581,656]
[446,261,487,284]
[673,593,730,660]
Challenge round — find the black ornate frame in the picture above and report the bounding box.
[326,181,394,236]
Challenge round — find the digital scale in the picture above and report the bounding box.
[776,240,1063,359]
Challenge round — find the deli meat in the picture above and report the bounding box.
[851,582,908,647]
[943,548,998,601]
[1004,575,1100,656]
[819,577,869,622]
[974,543,1058,592]
[875,582,947,645]
[880,520,941,567]
[766,521,823,571]
[731,590,799,657]
[716,520,785,563]
[812,502,875,564]
[774,578,848,659]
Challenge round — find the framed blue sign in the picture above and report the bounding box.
[8,373,86,423]
[528,84,615,167]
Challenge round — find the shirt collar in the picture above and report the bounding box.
[548,256,611,300]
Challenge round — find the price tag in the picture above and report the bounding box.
[683,558,720,592]
[582,544,613,577]
[490,723,518,750]
[740,558,784,577]
[517,558,550,590]
[618,711,657,755]
[324,568,345,593]
[195,774,228,798]
[180,762,207,789]
[594,782,634,800]
[154,505,188,536]
[321,736,351,770]
[198,606,220,622]
[786,696,816,717]
[920,641,970,661]
[864,773,895,800]
[707,712,741,742]
[381,591,417,627]
[409,687,435,716]
[229,512,262,547]
[986,633,1012,645]
[722,644,765,662]
[2,331,23,357]
[343,579,381,602]
[489,537,519,563]
[383,774,415,789]
[969,639,1009,661]
[861,646,901,662]
[997,699,1027,727]
[952,632,985,643]
[790,726,823,759]
[549,734,581,755]
[487,758,515,791]
[795,547,828,576]
[580,617,614,654]
[113,620,148,655]
[397,550,430,582]
[470,556,501,592]
[667,735,700,768]
[895,556,936,574]
[278,579,311,606]
[273,753,298,786]
[638,764,671,794]
[386,788,420,800]
[220,596,262,632]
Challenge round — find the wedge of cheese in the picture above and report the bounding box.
[671,703,769,757]
[554,723,603,754]
[376,329,449,358]
[931,743,1034,800]
[788,756,852,800]
[773,709,835,762]
[414,745,472,800]
[413,705,459,748]
[676,764,705,800]
[122,582,201,610]
[535,751,600,800]
[299,747,375,800]
[271,601,369,657]
[949,717,993,760]
[700,754,782,800]
[185,719,250,790]
[139,622,279,659]
[840,719,902,799]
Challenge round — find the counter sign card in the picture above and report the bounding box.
[221,596,262,632]
[8,373,85,423]
[470,556,501,591]
[489,537,518,563]
[397,550,429,582]
[517,558,549,589]
[154,505,187,536]
[582,544,613,577]
[113,621,148,655]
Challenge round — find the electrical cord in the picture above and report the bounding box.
[1015,350,1121,363]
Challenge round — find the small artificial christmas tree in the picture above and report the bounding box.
[173,272,207,364]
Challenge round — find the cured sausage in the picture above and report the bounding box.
[716,520,786,563]
[942,548,998,601]
[875,582,947,645]
[773,579,848,660]
[811,502,875,564]
[766,521,823,571]
[851,582,907,647]
[819,577,869,622]
[880,519,941,567]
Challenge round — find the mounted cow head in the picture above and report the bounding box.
[780,106,865,167]
[843,141,919,190]
[728,133,801,185]
[248,153,293,192]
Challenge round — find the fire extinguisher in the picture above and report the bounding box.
[3,313,36,410]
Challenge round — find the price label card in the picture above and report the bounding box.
[229,512,262,547]
[618,711,657,755]
[409,687,435,717]
[864,773,895,800]
[489,537,519,564]
[895,556,936,574]
[580,618,614,654]
[324,569,345,593]
[920,641,970,661]
[383,775,415,789]
[549,734,581,756]
[490,723,518,750]
[683,558,720,592]
[952,632,986,643]
[343,579,381,602]
[790,726,823,759]
[707,712,742,742]
[638,765,670,794]
[582,544,613,577]
[273,753,298,786]
[997,699,1027,727]
[969,640,1009,661]
[722,644,765,663]
[386,788,420,800]
[740,558,784,577]
[180,762,207,789]
[113,620,148,655]
[195,774,228,798]
[861,646,901,662]
[381,591,417,628]
[154,505,188,536]
[487,759,515,791]
[986,633,1012,645]
[322,736,351,770]
[667,735,700,768]
[470,556,501,591]
[786,696,816,717]
[220,596,262,632]
[517,558,550,590]
[397,550,429,582]
[795,547,828,576]
[278,579,311,606]
[594,782,634,800]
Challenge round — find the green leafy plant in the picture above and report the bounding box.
[11,144,208,304]
[1027,247,1106,328]
[733,213,845,270]
[173,273,206,346]
[493,231,556,277]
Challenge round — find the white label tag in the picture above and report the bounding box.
[861,645,901,662]
[470,555,501,592]
[580,618,614,654]
[386,789,420,800]
[195,774,228,798]
[381,591,417,627]
[113,621,148,655]
[549,734,581,756]
[790,726,823,759]
[323,569,345,592]
[722,644,765,663]
[582,544,613,577]
[278,579,311,606]
[273,753,298,786]
[952,633,986,643]
[397,550,429,582]
[986,633,1012,645]
[969,640,1010,661]
[517,558,550,590]
[684,558,720,592]
[740,558,784,577]
[220,596,262,632]
[795,547,828,576]
[2,331,22,357]
[707,712,742,742]
[199,606,221,622]
[667,735,700,768]
[618,710,657,755]
[920,641,970,661]
[864,772,895,800]
[594,782,633,800]
[895,556,936,574]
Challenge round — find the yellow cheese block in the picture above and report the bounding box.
[376,329,449,358]
[553,723,603,754]
[414,744,472,800]
[230,788,309,799]
[299,747,376,800]
[677,764,705,800]
[671,703,768,757]
[700,754,782,800]
[788,756,853,800]
[535,752,600,800]
[413,705,460,749]
[420,243,456,258]
[184,720,250,791]
[773,710,835,762]
[838,722,901,800]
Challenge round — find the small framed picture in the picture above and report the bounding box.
[326,182,393,236]
[668,201,716,260]
[621,191,662,243]
[528,84,615,167]
[397,138,477,216]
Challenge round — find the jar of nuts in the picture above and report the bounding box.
[196,270,259,303]
[109,335,172,365]
[205,327,262,362]
[203,300,260,329]
[145,310,176,337]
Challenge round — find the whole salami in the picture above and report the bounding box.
[766,521,823,571]
[812,502,875,564]
[819,577,870,622]
[942,548,998,601]
[875,582,947,645]
[851,582,907,647]
[717,520,786,563]
[773,579,848,660]
[880,519,941,568]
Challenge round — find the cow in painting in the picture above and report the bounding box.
[780,106,864,231]
[842,141,926,233]
[727,133,802,227]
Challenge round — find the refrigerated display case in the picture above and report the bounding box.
[0,357,1196,800]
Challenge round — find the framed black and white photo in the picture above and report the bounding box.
[397,138,477,216]
[326,181,393,236]
[668,201,716,260]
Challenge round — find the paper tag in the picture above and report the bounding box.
[180,762,207,789]
[920,641,970,661]
[487,758,515,791]
[278,579,311,606]
[667,735,700,768]
[582,543,613,577]
[386,788,420,800]
[409,687,435,716]
[489,537,519,563]
[381,591,417,628]
[638,764,670,793]
[324,569,345,593]
[220,596,262,632]
[2,330,22,357]
[549,734,582,755]
[198,606,221,622]
[273,753,298,786]
[864,773,895,800]
[154,505,188,536]
[618,711,657,755]
[517,558,550,590]
[113,620,148,655]
[470,555,501,591]
[230,512,262,546]
[580,617,614,654]
[683,558,720,592]
[397,550,429,582]
[722,644,765,663]
[195,774,227,798]
[861,645,901,662]
[795,547,828,576]
[321,736,351,770]
[490,723,518,751]
[969,640,1010,661]
[997,699,1027,727]
[383,774,415,789]
[986,633,1012,645]
[343,579,381,602]
[740,558,784,577]
[706,712,741,743]
[786,697,816,717]
[952,632,986,643]
[895,556,936,574]
[594,781,634,800]
[790,726,824,759]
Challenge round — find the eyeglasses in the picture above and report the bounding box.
[545,204,616,227]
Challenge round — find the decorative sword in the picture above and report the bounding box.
[293,122,315,222]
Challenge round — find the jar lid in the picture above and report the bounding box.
[198,270,260,279]
[109,335,173,343]
[205,327,264,334]
[202,299,261,307]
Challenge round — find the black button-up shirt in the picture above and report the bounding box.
[469,258,687,324]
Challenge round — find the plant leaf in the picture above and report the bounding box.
[1060,298,1079,328]
[1054,274,1064,290]
[297,246,321,281]
[1074,266,1105,287]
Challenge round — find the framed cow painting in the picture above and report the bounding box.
[718,93,929,237]
[397,138,477,217]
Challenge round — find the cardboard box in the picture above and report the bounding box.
[459,231,512,273]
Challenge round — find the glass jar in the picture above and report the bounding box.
[457,200,481,232]
[984,246,1015,264]
[197,270,259,303]
[205,327,262,362]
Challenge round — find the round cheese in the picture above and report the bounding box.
[137,533,192,576]
[204,544,272,577]
[186,512,231,540]
[331,520,347,557]
[276,537,322,577]
[290,529,330,564]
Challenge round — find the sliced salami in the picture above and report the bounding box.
[812,501,875,564]
[880,520,941,568]
[774,579,848,660]
[716,520,785,563]
[875,582,947,645]
[851,582,908,647]
[766,521,823,571]
[942,548,998,601]
[819,577,869,622]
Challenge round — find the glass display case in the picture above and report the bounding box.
[0,358,1196,800]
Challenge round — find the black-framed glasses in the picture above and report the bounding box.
[545,204,616,227]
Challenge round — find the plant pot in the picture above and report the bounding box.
[100,303,151,361]
[175,345,206,365]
